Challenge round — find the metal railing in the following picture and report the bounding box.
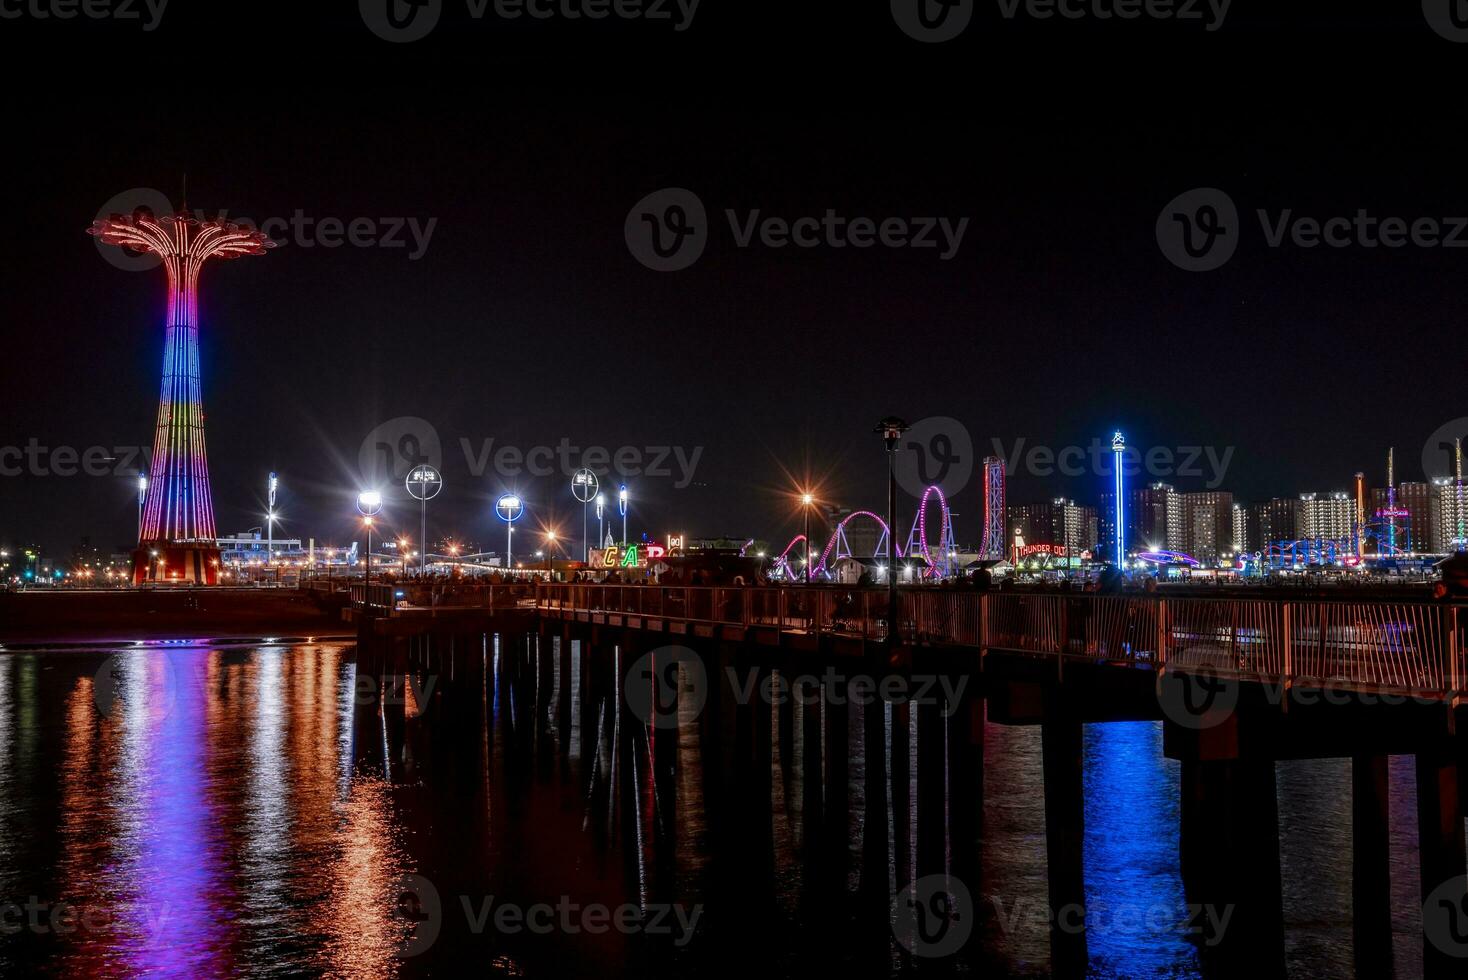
[534,584,1465,700]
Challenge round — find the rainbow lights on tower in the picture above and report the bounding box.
[89,206,274,584]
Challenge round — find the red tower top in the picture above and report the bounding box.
[87,208,276,261]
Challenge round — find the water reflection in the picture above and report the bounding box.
[0,636,1436,978]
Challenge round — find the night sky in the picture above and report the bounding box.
[4,3,1466,557]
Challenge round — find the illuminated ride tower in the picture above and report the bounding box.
[89,208,275,584]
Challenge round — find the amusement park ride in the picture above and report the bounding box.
[90,205,276,585]
[771,457,1008,581]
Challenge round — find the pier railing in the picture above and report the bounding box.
[535,584,1465,700]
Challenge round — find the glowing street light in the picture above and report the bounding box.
[137,471,148,540]
[800,491,816,584]
[357,490,383,582]
[267,472,279,560]
[876,416,910,645]
[496,493,525,571]
[596,493,606,549]
[618,485,629,547]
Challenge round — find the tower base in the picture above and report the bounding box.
[132,544,222,586]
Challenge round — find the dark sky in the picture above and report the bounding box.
[4,3,1467,557]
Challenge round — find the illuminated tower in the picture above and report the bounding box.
[89,207,274,584]
[1111,431,1126,567]
[979,456,1006,560]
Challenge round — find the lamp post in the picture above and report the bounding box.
[572,469,599,563]
[496,493,525,573]
[618,485,629,547]
[405,465,443,576]
[801,492,815,584]
[267,472,278,561]
[596,493,606,550]
[357,490,383,584]
[137,471,148,540]
[876,417,909,645]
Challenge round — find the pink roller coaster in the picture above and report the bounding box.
[771,486,959,581]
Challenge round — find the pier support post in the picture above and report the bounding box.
[1041,689,1086,974]
[1352,753,1393,975]
[1416,743,1467,979]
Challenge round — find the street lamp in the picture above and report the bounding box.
[572,469,599,563]
[137,471,148,540]
[876,417,910,645]
[495,493,525,572]
[267,472,278,561]
[618,485,629,546]
[357,490,383,582]
[596,493,606,550]
[801,492,815,584]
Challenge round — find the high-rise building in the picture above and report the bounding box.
[1398,482,1435,553]
[1432,478,1468,553]
[1100,482,1182,557]
[1180,491,1234,565]
[1009,499,1098,555]
[1249,497,1301,547]
[1232,503,1249,555]
[1298,492,1354,542]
